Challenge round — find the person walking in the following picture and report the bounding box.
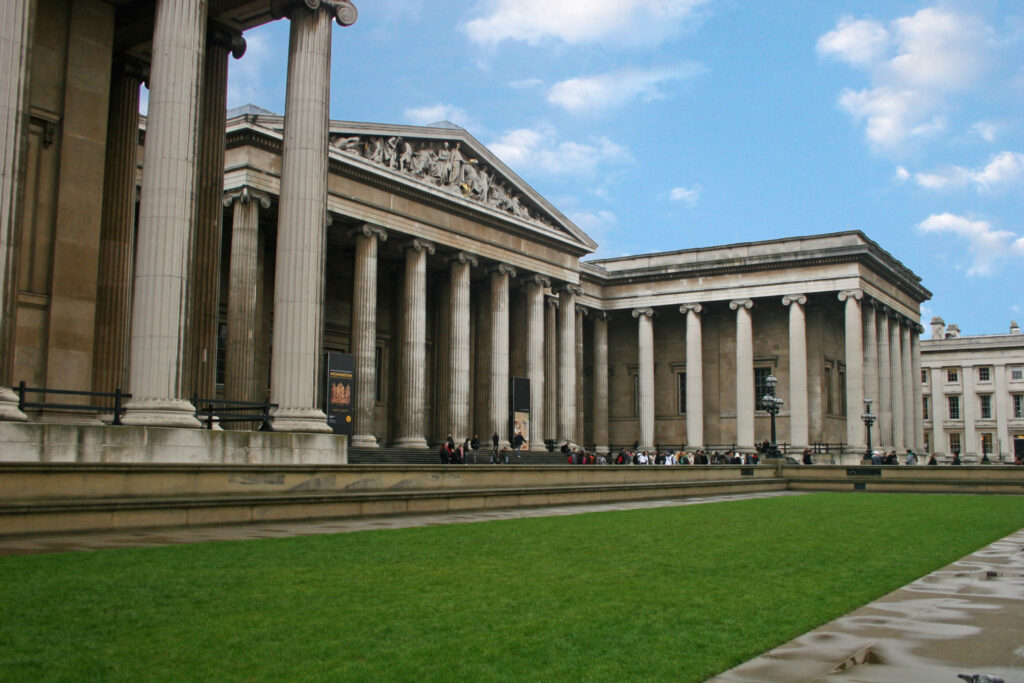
[512,431,525,458]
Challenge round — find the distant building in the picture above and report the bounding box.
[921,318,1024,461]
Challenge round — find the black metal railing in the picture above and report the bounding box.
[12,381,131,425]
[190,394,277,431]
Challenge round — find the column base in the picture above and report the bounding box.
[351,433,379,448]
[595,445,609,455]
[0,387,28,421]
[392,436,428,449]
[270,407,332,434]
[121,398,202,428]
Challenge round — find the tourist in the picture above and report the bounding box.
[512,431,525,458]
[802,448,813,465]
[471,434,480,459]
[905,449,916,466]
[927,453,938,465]
[951,451,962,466]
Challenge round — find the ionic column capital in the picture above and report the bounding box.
[782,294,807,306]
[838,289,863,303]
[223,186,272,209]
[632,307,655,319]
[446,251,477,267]
[402,237,435,255]
[913,322,925,335]
[591,310,608,321]
[350,223,388,242]
[545,295,559,309]
[487,263,517,278]
[528,274,551,288]
[556,283,583,296]
[679,303,703,315]
[729,298,753,311]
[115,54,151,86]
[208,21,247,59]
[575,304,589,317]
[271,0,358,26]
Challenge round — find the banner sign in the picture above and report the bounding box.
[325,352,354,436]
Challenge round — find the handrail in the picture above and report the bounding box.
[189,394,278,431]
[12,381,131,425]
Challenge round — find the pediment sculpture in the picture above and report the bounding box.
[330,134,552,227]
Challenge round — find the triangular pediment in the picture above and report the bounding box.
[325,122,596,252]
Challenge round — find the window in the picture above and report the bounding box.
[922,396,929,421]
[921,368,929,384]
[947,395,960,420]
[979,395,992,420]
[980,432,993,455]
[947,368,959,383]
[754,366,773,410]
[838,366,847,415]
[677,372,686,415]
[1013,367,1024,381]
[1014,394,1024,419]
[949,432,961,454]
[978,367,990,382]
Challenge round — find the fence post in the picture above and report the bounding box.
[113,388,123,426]
[17,381,26,412]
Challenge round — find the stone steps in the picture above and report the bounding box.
[347,446,566,465]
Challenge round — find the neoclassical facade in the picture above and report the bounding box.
[0,0,931,462]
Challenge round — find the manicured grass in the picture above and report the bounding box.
[2,493,1023,681]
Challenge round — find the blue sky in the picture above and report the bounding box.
[215,0,1023,336]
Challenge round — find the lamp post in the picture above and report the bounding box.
[760,374,784,459]
[861,397,876,463]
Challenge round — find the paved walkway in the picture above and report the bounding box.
[2,490,1021,682]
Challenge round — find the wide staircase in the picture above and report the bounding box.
[348,445,567,465]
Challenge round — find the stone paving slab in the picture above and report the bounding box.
[711,528,1024,683]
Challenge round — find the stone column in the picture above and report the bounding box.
[224,187,270,404]
[962,362,976,455]
[783,295,809,450]
[447,252,476,443]
[876,307,892,448]
[911,324,924,453]
[185,23,245,399]
[525,275,549,449]
[730,299,755,449]
[557,284,581,443]
[680,304,703,449]
[890,313,905,451]
[839,290,865,452]
[92,57,147,401]
[489,264,516,448]
[575,304,586,444]
[633,308,655,451]
[862,301,879,427]
[122,0,209,427]
[268,1,354,433]
[349,224,386,446]
[394,238,434,448]
[543,296,558,443]
[0,0,34,420]
[901,322,916,451]
[592,311,609,454]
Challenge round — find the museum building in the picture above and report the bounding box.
[0,0,930,461]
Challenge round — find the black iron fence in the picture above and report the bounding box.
[189,394,277,431]
[12,381,131,425]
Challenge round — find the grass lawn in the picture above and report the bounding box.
[2,492,1023,681]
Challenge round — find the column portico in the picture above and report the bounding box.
[680,304,703,449]
[447,252,476,444]
[489,264,516,449]
[876,306,892,447]
[224,187,271,404]
[543,296,558,443]
[901,322,915,451]
[575,304,586,444]
[122,0,209,427]
[839,290,865,452]
[394,238,434,448]
[863,301,879,428]
[349,224,387,446]
[525,275,549,449]
[890,313,905,450]
[592,311,609,454]
[557,284,581,443]
[783,295,809,450]
[911,325,924,453]
[633,307,655,451]
[730,299,755,449]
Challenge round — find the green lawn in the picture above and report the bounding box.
[2,493,1023,681]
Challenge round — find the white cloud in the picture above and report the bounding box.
[895,166,910,181]
[913,151,1024,191]
[487,126,631,176]
[547,64,702,113]
[403,103,475,129]
[669,185,701,205]
[462,0,711,47]
[969,120,999,142]
[227,30,283,110]
[819,7,995,152]
[508,78,543,89]
[917,213,1024,276]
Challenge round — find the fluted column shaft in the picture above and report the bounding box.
[557,285,579,443]
[225,188,269,404]
[634,308,655,451]
[731,299,754,449]
[784,295,809,450]
[863,302,879,422]
[681,304,703,448]
[592,312,609,454]
[123,0,208,427]
[269,4,339,433]
[395,239,433,447]
[525,275,548,449]
[489,264,515,448]
[911,327,924,453]
[890,314,905,450]
[92,58,145,400]
[840,290,865,451]
[575,305,586,443]
[447,252,474,443]
[901,322,915,450]
[543,297,558,442]
[350,225,386,446]
[877,310,892,447]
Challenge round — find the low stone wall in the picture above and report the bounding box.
[0,422,347,465]
[784,464,1024,494]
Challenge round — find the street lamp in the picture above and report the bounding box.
[760,374,784,459]
[861,397,876,463]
